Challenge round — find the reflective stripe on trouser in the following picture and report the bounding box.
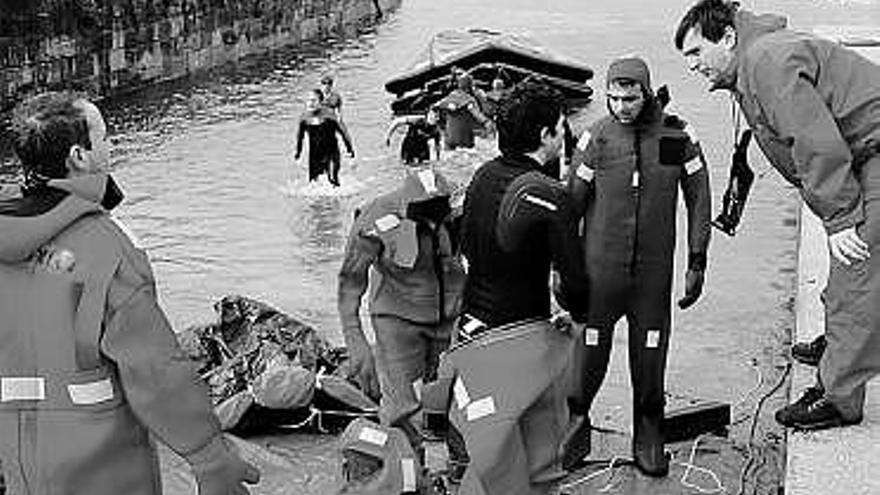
[441,319,573,495]
[820,155,880,420]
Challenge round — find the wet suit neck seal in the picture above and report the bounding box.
[712,129,754,236]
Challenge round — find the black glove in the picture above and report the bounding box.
[678,269,705,309]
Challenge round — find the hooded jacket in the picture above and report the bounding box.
[0,175,222,495]
[338,168,466,335]
[570,79,711,278]
[717,9,880,233]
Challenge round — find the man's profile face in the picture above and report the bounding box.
[680,26,736,85]
[607,81,645,124]
[72,100,110,174]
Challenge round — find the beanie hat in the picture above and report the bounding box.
[606,56,652,91]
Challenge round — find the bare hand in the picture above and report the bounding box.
[346,339,380,399]
[828,226,870,265]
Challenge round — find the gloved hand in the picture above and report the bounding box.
[347,149,356,159]
[677,269,705,309]
[186,435,260,495]
[294,152,301,160]
[345,336,380,400]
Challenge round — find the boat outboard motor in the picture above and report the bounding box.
[712,129,754,236]
[338,418,424,495]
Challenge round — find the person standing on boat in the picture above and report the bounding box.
[385,108,442,165]
[337,159,468,474]
[295,88,355,187]
[440,81,590,495]
[675,0,880,431]
[0,91,260,495]
[562,57,711,476]
[432,73,491,150]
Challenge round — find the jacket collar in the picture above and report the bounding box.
[711,9,788,91]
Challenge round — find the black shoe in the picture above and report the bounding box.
[560,415,592,471]
[786,398,863,431]
[774,385,825,426]
[791,335,826,367]
[632,442,670,477]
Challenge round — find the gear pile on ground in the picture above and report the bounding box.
[176,295,379,431]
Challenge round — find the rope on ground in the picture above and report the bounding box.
[674,434,727,494]
[556,456,629,494]
[735,362,791,495]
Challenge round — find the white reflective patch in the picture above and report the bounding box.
[417,169,438,194]
[454,377,471,410]
[576,164,595,182]
[646,330,661,349]
[685,156,703,175]
[358,426,389,447]
[374,214,400,232]
[412,378,423,402]
[462,317,484,334]
[461,255,469,274]
[683,123,699,144]
[111,217,143,250]
[1,377,46,402]
[577,129,592,151]
[401,458,417,491]
[68,378,114,405]
[466,396,496,421]
[522,193,557,211]
[631,171,640,188]
[585,328,600,346]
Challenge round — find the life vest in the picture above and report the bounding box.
[338,418,423,494]
[0,214,159,495]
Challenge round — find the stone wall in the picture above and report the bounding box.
[0,0,400,110]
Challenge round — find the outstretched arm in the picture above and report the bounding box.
[335,118,355,156]
[295,119,306,158]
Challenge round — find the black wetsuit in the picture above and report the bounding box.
[295,109,353,185]
[460,153,589,328]
[401,119,440,164]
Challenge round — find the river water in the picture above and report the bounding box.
[3,0,880,493]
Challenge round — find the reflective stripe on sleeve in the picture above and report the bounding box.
[576,164,594,182]
[685,156,703,175]
[68,378,114,405]
[1,377,46,402]
[466,396,496,421]
[522,193,558,211]
[577,129,592,151]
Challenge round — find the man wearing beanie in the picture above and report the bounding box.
[562,56,712,476]
[337,158,468,480]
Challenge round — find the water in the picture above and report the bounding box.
[3,0,880,493]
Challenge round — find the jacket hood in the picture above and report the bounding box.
[0,174,122,263]
[713,9,788,90]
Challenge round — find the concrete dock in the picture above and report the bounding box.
[784,205,880,495]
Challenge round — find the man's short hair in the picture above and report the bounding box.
[674,0,740,50]
[496,81,565,155]
[11,91,91,180]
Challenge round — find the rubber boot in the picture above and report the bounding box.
[560,414,591,471]
[632,412,668,477]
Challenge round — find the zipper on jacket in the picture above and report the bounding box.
[630,129,642,276]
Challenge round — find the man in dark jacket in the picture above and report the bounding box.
[562,57,711,476]
[676,0,880,431]
[337,160,467,470]
[0,91,259,494]
[439,81,590,495]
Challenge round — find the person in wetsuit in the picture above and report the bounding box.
[436,81,590,495]
[432,74,490,150]
[294,88,355,187]
[562,57,711,476]
[385,109,442,164]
